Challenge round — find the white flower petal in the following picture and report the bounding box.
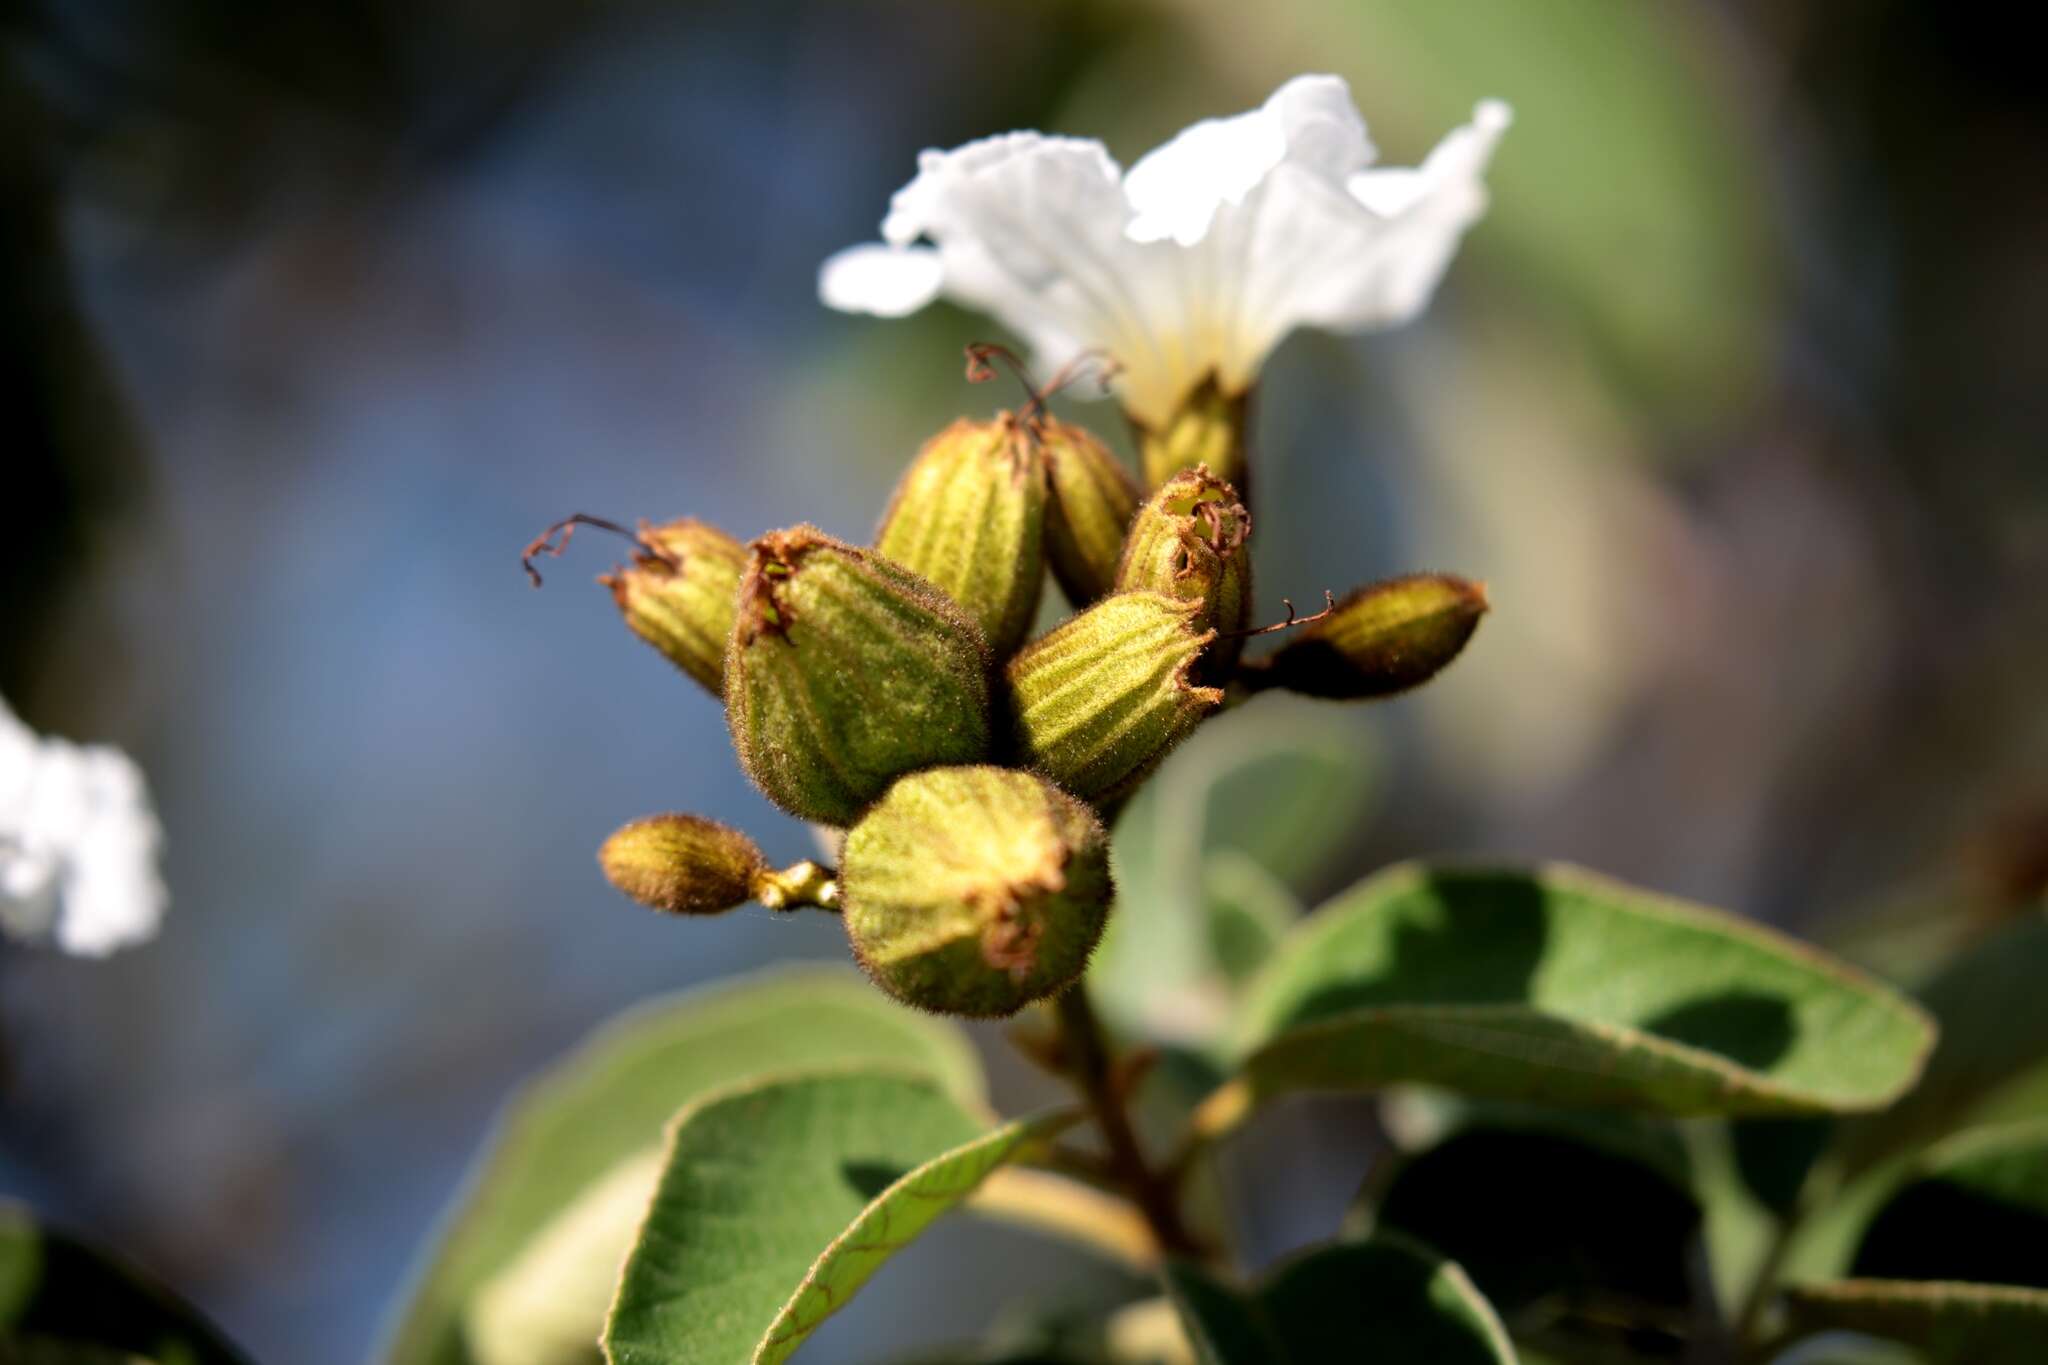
[818,243,946,318]
[1124,74,1377,249]
[1336,99,1512,326]
[820,77,1507,427]
[0,693,167,957]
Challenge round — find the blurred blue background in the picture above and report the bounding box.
[3,1,2044,1361]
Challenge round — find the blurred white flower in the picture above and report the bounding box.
[0,694,167,956]
[820,75,1509,428]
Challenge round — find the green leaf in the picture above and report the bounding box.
[1163,1236,1516,1364]
[1094,700,1377,1044]
[1375,1088,1696,1192]
[464,1148,664,1365]
[0,1202,248,1364]
[1356,1120,1698,1354]
[1839,916,2048,1172]
[1217,864,1934,1124]
[380,965,983,1365]
[1852,1120,2048,1289]
[1202,850,1299,986]
[1783,1281,2048,1363]
[603,1071,1074,1365]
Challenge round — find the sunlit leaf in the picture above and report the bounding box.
[603,1071,1073,1365]
[380,965,983,1365]
[1215,864,1934,1125]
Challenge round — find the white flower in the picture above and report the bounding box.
[0,694,167,956]
[820,75,1510,428]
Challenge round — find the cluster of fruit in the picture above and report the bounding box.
[539,379,1485,1018]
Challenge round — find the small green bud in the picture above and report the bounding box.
[1133,375,1249,496]
[599,518,747,695]
[1113,465,1252,679]
[1005,591,1224,802]
[599,813,766,915]
[1039,416,1142,608]
[727,526,994,826]
[876,416,1047,657]
[1252,573,1489,699]
[841,766,1112,1018]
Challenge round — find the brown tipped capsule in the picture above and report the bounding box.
[1252,573,1489,699]
[1133,375,1249,497]
[1113,465,1252,679]
[876,415,1046,657]
[599,813,766,915]
[1005,591,1224,803]
[842,766,1112,1018]
[600,518,747,695]
[727,526,994,826]
[1039,417,1142,608]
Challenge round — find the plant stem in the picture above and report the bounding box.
[1730,1211,1798,1353]
[1053,982,1202,1258]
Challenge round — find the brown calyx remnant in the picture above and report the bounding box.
[734,525,828,647]
[977,826,1072,981]
[521,512,679,589]
[598,541,678,607]
[1170,468,1250,556]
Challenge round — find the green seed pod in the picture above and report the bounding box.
[727,526,994,826]
[599,813,766,915]
[1113,465,1252,679]
[876,416,1046,657]
[1252,573,1489,699]
[1133,376,1249,497]
[599,518,747,695]
[1039,416,1141,609]
[842,766,1112,1018]
[1005,591,1224,802]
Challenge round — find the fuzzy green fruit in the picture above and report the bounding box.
[727,526,993,826]
[1040,417,1141,609]
[599,813,765,915]
[600,518,746,695]
[841,766,1112,1018]
[876,416,1047,657]
[1005,591,1224,803]
[1251,573,1488,699]
[1132,375,1249,497]
[1114,465,1252,680]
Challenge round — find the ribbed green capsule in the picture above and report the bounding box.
[1134,376,1249,497]
[842,766,1112,1018]
[1114,465,1252,679]
[600,518,746,695]
[598,813,766,915]
[1252,573,1488,699]
[1039,416,1141,608]
[1005,591,1224,803]
[876,416,1046,657]
[727,526,993,826]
